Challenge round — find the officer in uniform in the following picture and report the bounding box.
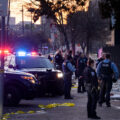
[97,53,119,107]
[96,53,105,68]
[84,59,100,119]
[62,55,76,99]
[74,52,81,79]
[77,53,87,93]
[55,50,64,70]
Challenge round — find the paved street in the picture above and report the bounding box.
[3,86,120,120]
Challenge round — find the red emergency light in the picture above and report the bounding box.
[31,52,37,56]
[4,50,9,54]
[0,49,10,55]
[0,50,2,54]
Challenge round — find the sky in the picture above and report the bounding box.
[10,0,40,24]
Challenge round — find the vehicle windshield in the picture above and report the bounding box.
[16,56,54,69]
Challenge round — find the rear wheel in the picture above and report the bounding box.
[4,86,22,106]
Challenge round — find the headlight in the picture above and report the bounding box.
[57,73,63,78]
[21,76,36,84]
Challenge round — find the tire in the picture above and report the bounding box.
[4,86,22,106]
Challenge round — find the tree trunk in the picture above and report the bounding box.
[86,32,90,56]
[63,31,69,51]
[71,38,75,56]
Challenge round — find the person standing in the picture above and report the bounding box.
[96,53,105,68]
[55,50,64,70]
[84,59,100,119]
[74,52,81,79]
[48,54,52,62]
[77,53,86,93]
[67,50,75,65]
[62,55,76,99]
[97,53,119,107]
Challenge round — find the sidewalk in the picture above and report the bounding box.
[111,79,120,100]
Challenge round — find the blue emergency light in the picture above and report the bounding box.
[17,51,26,56]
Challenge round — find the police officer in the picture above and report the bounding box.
[74,51,81,79]
[67,50,75,65]
[97,53,119,107]
[62,55,76,99]
[96,53,105,68]
[84,59,100,119]
[48,54,52,62]
[77,53,87,93]
[83,54,88,65]
[55,50,64,70]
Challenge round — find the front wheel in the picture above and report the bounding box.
[4,86,22,106]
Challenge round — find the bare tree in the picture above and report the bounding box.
[67,0,111,55]
[25,0,89,50]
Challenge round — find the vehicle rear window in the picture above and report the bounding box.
[16,56,54,69]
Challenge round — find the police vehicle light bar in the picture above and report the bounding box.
[0,49,10,55]
[17,51,26,56]
[17,51,38,57]
[31,52,37,56]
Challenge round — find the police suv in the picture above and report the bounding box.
[1,50,38,106]
[8,51,64,96]
[4,71,38,106]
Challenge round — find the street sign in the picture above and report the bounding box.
[0,0,8,16]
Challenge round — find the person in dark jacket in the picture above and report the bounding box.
[84,58,101,119]
[62,55,76,99]
[67,50,75,65]
[96,53,105,68]
[97,53,119,107]
[77,53,87,93]
[48,54,52,62]
[55,50,64,70]
[74,52,81,78]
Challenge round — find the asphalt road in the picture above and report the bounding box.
[3,88,120,120]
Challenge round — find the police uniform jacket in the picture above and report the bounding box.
[84,66,98,91]
[77,57,86,76]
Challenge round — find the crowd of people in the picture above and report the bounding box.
[48,50,119,119]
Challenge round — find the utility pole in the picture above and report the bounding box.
[0,0,8,119]
[0,16,5,120]
[21,5,24,34]
[6,0,11,46]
